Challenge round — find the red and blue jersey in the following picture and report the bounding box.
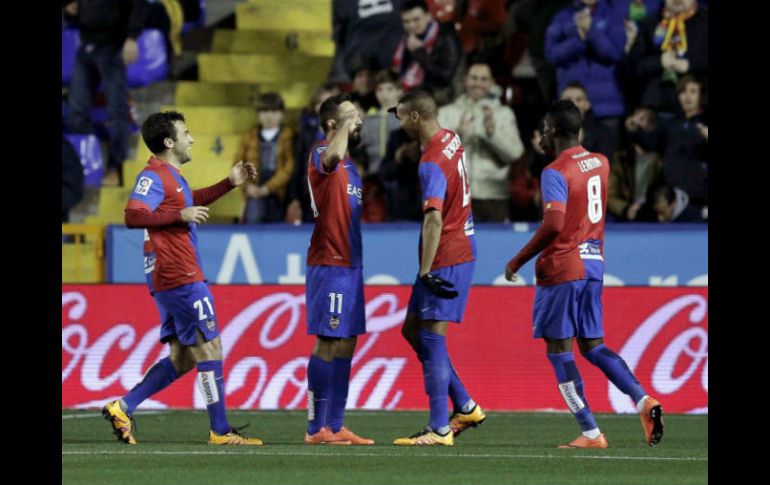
[126,157,204,292]
[418,129,476,270]
[536,145,609,286]
[306,141,363,267]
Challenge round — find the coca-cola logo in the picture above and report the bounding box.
[609,294,708,414]
[62,290,409,410]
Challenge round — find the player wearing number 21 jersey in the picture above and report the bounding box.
[505,100,664,449]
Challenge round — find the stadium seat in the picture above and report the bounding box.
[211,29,334,57]
[64,134,104,188]
[62,29,80,86]
[127,29,169,88]
[235,2,331,33]
[197,53,330,84]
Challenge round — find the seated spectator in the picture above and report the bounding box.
[392,0,461,104]
[629,0,707,112]
[560,81,613,158]
[652,185,707,222]
[286,83,340,224]
[234,93,294,223]
[438,61,524,222]
[545,0,627,154]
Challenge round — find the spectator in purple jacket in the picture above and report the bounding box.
[545,0,627,154]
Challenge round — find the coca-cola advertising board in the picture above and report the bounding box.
[62,285,708,414]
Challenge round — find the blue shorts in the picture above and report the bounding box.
[533,279,604,340]
[154,281,220,346]
[407,260,475,323]
[306,265,366,338]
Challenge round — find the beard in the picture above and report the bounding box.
[348,129,362,147]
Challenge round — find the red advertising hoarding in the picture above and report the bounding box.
[62,285,708,413]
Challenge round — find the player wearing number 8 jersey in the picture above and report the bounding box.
[505,100,664,449]
[389,91,485,446]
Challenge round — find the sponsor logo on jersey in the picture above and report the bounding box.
[347,184,363,204]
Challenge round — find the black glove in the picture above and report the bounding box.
[420,272,458,299]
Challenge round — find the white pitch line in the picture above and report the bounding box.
[61,450,706,462]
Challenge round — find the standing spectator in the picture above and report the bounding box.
[438,62,525,222]
[623,77,707,215]
[330,0,404,83]
[286,83,340,224]
[559,81,613,158]
[392,0,461,104]
[508,0,573,103]
[234,93,294,223]
[629,0,707,112]
[545,0,627,154]
[64,0,149,187]
[360,70,403,178]
[62,137,84,223]
[350,62,379,113]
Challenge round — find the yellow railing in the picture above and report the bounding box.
[62,224,105,283]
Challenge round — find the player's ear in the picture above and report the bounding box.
[163,137,174,149]
[328,119,337,131]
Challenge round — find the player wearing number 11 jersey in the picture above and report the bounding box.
[505,100,664,449]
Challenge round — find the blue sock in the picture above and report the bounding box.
[196,360,230,435]
[123,357,178,415]
[418,329,451,434]
[416,344,471,413]
[582,344,646,403]
[307,355,333,435]
[448,362,472,412]
[547,352,598,433]
[327,357,352,433]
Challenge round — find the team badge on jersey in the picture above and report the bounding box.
[134,176,153,195]
[329,315,340,329]
[206,319,216,331]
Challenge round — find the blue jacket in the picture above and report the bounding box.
[545,0,627,118]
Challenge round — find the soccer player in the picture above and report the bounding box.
[102,111,264,446]
[505,100,664,448]
[304,94,374,445]
[389,91,485,446]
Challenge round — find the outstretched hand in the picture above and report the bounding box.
[230,161,258,186]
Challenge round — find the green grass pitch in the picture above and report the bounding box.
[62,409,707,485]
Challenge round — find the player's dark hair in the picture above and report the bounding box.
[319,93,352,135]
[142,111,186,155]
[545,100,582,139]
[397,90,437,120]
[402,0,430,13]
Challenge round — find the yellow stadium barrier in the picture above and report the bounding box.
[62,224,105,283]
